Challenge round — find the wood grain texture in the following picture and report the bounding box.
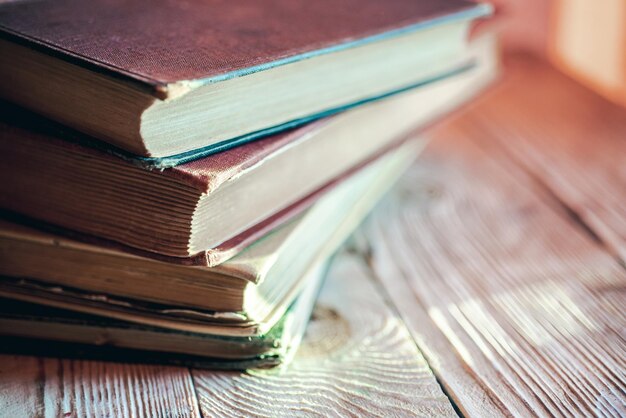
[192,252,457,418]
[365,74,626,416]
[0,355,201,418]
[469,54,626,262]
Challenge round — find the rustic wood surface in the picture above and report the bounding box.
[467,55,626,262]
[1,55,625,417]
[191,254,457,417]
[365,55,626,417]
[0,357,200,418]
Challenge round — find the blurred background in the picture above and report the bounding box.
[476,0,625,107]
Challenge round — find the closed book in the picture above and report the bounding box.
[0,139,419,337]
[0,53,494,261]
[0,0,489,158]
[0,259,325,370]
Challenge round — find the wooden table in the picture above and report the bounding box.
[1,54,624,417]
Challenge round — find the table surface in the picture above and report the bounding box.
[1,54,625,417]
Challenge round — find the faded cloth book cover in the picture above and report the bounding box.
[0,48,494,262]
[0,0,489,158]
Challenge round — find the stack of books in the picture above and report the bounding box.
[0,0,495,369]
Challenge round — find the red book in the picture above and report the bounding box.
[0,45,495,264]
[0,0,489,158]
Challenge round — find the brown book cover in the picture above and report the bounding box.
[0,0,488,158]
[0,32,497,263]
[0,0,483,92]
[0,99,415,263]
[0,103,366,264]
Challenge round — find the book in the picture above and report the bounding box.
[0,0,490,158]
[0,51,493,260]
[0,259,325,370]
[0,139,419,337]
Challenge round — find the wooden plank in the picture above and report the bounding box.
[467,54,626,262]
[0,355,201,418]
[192,252,457,418]
[365,105,626,416]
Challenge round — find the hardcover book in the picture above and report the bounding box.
[0,52,494,261]
[0,0,490,158]
[0,261,324,370]
[0,140,419,337]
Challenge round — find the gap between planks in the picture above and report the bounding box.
[0,356,201,418]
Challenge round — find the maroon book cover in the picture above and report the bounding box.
[0,102,410,266]
[0,0,483,95]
